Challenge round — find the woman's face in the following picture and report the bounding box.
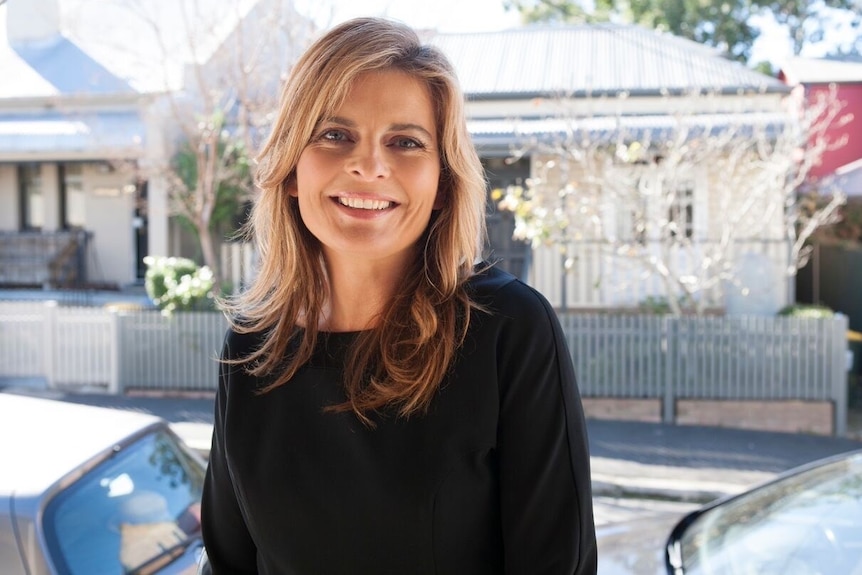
[292,69,442,269]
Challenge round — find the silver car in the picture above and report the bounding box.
[0,393,206,575]
[599,449,862,574]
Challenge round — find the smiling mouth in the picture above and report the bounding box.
[337,197,394,211]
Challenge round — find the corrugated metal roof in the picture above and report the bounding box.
[0,0,247,98]
[468,111,789,149]
[7,36,135,97]
[0,111,146,158]
[430,24,789,98]
[0,36,59,98]
[0,2,143,99]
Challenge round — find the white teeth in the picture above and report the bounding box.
[338,197,392,210]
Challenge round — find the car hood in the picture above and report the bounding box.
[597,514,679,575]
[0,393,163,497]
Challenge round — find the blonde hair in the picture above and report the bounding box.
[223,17,487,423]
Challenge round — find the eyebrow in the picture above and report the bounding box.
[324,116,435,141]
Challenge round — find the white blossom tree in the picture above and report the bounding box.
[76,0,315,284]
[496,87,849,314]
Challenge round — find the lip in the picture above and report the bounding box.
[331,192,398,203]
[330,194,399,218]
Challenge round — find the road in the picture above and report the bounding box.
[594,496,698,527]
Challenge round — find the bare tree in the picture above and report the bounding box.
[496,87,849,314]
[98,0,315,284]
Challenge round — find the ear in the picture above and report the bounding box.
[286,174,298,197]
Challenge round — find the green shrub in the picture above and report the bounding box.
[638,296,672,315]
[144,256,215,315]
[777,304,835,319]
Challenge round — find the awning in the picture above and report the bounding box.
[467,112,792,150]
[835,158,862,197]
[0,110,146,160]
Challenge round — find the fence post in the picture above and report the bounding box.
[662,316,675,424]
[834,314,849,437]
[108,309,121,394]
[43,301,58,388]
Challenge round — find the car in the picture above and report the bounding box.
[598,448,862,574]
[665,448,862,574]
[0,392,206,575]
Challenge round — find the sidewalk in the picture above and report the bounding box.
[3,385,861,505]
[587,417,862,503]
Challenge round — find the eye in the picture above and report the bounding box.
[392,136,424,149]
[318,128,349,142]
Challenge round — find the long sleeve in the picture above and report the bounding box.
[200,332,258,574]
[197,268,596,574]
[494,283,598,574]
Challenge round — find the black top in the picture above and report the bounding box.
[201,266,597,574]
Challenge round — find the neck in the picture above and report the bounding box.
[319,251,413,332]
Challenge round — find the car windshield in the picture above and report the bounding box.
[675,451,862,575]
[43,428,205,575]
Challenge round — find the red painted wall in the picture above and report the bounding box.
[806,82,862,178]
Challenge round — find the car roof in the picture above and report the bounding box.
[0,393,164,497]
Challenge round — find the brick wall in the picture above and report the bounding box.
[676,399,834,436]
[582,398,662,423]
[582,397,834,435]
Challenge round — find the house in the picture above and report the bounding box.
[779,57,862,199]
[431,25,798,314]
[0,0,308,291]
[2,5,802,314]
[780,57,862,332]
[0,0,158,288]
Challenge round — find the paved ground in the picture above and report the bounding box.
[588,417,862,503]
[4,385,861,505]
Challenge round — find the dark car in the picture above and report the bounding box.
[597,449,862,574]
[0,393,206,575]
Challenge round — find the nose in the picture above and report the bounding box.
[347,141,389,180]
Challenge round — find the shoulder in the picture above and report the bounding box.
[221,324,267,361]
[467,263,557,325]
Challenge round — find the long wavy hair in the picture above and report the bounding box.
[222,17,487,423]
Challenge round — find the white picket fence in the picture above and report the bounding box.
[0,302,227,393]
[0,301,850,434]
[559,313,850,435]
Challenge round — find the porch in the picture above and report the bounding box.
[0,230,92,288]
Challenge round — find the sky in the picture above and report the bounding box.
[298,0,858,67]
[44,0,523,91]
[296,0,522,33]
[6,0,854,89]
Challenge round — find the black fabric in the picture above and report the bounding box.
[201,265,597,574]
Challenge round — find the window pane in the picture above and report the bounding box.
[21,164,43,229]
[64,164,86,229]
[43,429,205,575]
[668,182,694,239]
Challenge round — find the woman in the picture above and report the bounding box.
[201,17,597,575]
